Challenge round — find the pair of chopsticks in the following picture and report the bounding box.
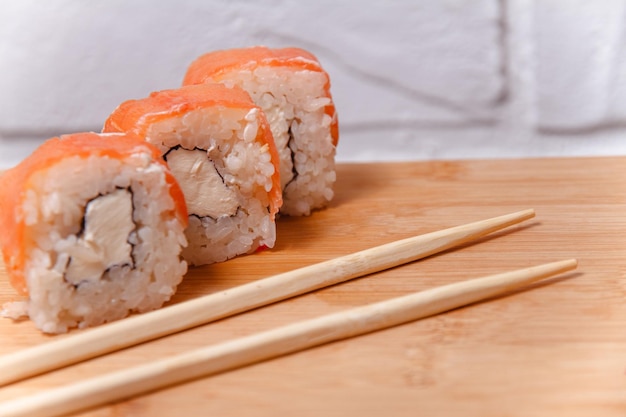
[0,209,577,417]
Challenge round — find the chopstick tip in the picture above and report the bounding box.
[551,258,578,273]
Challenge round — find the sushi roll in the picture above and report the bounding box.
[0,132,188,333]
[182,46,339,216]
[103,83,282,266]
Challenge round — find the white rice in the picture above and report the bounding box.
[145,106,277,265]
[212,66,337,216]
[2,151,187,333]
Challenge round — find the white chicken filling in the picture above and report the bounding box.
[64,188,135,285]
[165,147,238,218]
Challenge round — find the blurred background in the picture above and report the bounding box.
[1,0,626,168]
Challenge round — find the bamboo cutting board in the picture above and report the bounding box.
[0,157,625,416]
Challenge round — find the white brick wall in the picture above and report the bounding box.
[1,0,626,168]
[534,1,626,130]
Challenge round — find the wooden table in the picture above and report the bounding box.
[1,157,625,416]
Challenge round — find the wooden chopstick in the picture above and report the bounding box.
[0,258,577,417]
[0,209,535,386]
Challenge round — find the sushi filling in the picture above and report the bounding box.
[64,188,136,286]
[164,147,238,219]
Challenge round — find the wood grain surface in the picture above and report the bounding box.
[1,157,625,416]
